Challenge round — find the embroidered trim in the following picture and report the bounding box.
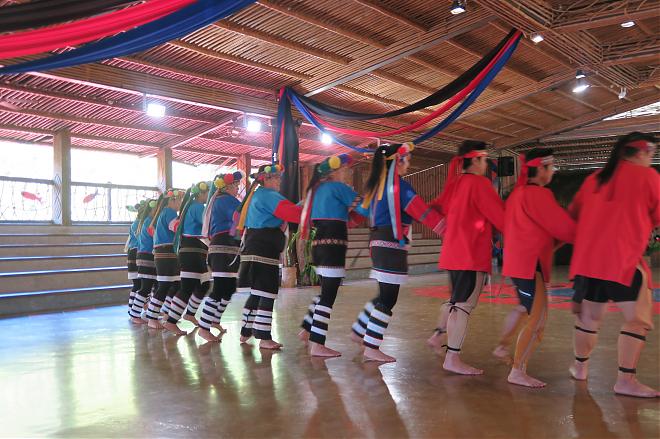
[312,238,348,246]
[241,254,280,266]
[370,240,410,250]
[136,260,156,268]
[209,245,240,255]
[178,247,208,255]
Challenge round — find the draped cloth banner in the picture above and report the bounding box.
[0,0,196,60]
[273,89,301,202]
[0,0,135,33]
[0,0,257,75]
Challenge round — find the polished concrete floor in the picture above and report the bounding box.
[1,272,659,439]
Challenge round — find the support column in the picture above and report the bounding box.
[157,147,173,192]
[237,153,251,198]
[53,128,71,226]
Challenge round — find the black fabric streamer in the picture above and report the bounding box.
[273,93,300,203]
[0,0,136,33]
[293,29,516,121]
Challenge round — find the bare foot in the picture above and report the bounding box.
[427,331,448,355]
[130,316,146,325]
[363,347,396,363]
[614,376,659,398]
[298,329,310,344]
[443,352,484,375]
[212,323,227,334]
[259,339,283,350]
[492,345,513,364]
[147,319,164,330]
[183,314,199,326]
[569,361,588,381]
[162,321,187,336]
[198,328,221,342]
[508,368,546,388]
[310,342,341,358]
[350,332,364,346]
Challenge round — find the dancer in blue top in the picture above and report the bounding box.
[236,164,302,350]
[142,189,184,329]
[129,198,158,324]
[125,202,141,314]
[297,153,365,357]
[350,143,445,362]
[163,181,211,335]
[197,171,243,342]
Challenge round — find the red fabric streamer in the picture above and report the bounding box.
[305,32,519,138]
[433,150,487,212]
[0,0,195,60]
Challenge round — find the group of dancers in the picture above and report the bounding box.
[125,131,658,398]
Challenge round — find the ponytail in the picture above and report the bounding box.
[597,132,656,187]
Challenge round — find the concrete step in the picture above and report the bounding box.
[345,243,441,258]
[346,252,438,270]
[0,224,129,234]
[0,242,125,257]
[0,233,127,245]
[0,254,126,272]
[0,284,131,317]
[0,266,127,294]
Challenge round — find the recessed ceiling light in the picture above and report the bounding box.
[621,21,635,28]
[320,133,333,145]
[146,102,166,118]
[530,33,544,43]
[245,119,262,133]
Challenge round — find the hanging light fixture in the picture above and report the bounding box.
[618,87,627,100]
[573,77,590,93]
[146,102,166,118]
[620,21,635,28]
[530,32,544,43]
[575,69,586,79]
[320,133,333,145]
[450,0,466,15]
[245,119,262,133]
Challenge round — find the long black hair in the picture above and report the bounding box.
[306,163,324,194]
[365,143,401,194]
[458,140,488,170]
[597,132,656,187]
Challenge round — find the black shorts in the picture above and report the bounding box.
[573,270,643,303]
[449,270,485,303]
[511,264,543,313]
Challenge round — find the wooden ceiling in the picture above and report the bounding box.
[0,0,658,169]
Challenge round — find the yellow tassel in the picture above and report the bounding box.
[376,167,387,201]
[237,185,257,231]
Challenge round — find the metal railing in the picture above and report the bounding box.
[0,176,54,221]
[71,182,159,223]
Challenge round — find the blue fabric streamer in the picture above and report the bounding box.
[0,0,256,74]
[412,36,520,144]
[288,91,375,154]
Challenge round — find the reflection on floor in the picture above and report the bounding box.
[2,272,658,438]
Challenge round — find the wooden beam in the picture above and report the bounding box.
[494,111,543,130]
[351,0,427,32]
[555,90,602,112]
[303,9,495,95]
[256,0,386,49]
[0,123,159,148]
[495,90,660,149]
[164,115,236,149]
[168,41,311,80]
[213,22,351,65]
[542,114,660,142]
[369,70,436,94]
[455,121,517,137]
[519,100,572,121]
[552,3,660,32]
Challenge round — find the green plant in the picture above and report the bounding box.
[286,228,319,286]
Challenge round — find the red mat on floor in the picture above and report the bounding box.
[412,283,660,314]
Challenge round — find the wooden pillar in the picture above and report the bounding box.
[236,153,251,198]
[53,128,72,225]
[157,147,173,192]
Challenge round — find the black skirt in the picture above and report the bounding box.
[154,244,180,282]
[178,236,209,280]
[208,232,240,278]
[311,220,348,278]
[136,251,157,280]
[127,247,138,280]
[369,226,409,285]
[238,227,285,297]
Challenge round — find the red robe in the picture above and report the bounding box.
[569,161,660,286]
[502,185,575,282]
[434,173,504,273]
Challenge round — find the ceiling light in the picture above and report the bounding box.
[245,119,262,133]
[320,133,333,145]
[450,0,466,15]
[146,102,166,118]
[530,33,544,44]
[621,21,635,28]
[575,69,586,79]
[618,87,627,100]
[573,78,590,93]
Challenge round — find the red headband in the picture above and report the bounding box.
[627,140,655,151]
[515,154,554,188]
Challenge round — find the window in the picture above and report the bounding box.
[70,148,157,186]
[0,141,53,178]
